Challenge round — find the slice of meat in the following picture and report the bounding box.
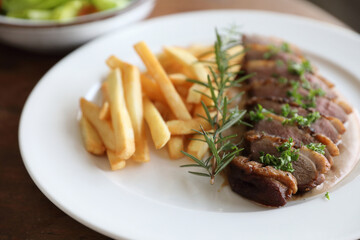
[244,133,328,192]
[299,146,331,173]
[246,98,342,144]
[250,112,339,160]
[245,60,337,99]
[248,81,348,123]
[242,34,303,57]
[246,131,331,173]
[291,153,319,192]
[316,97,348,123]
[324,116,346,134]
[252,114,315,146]
[227,156,297,207]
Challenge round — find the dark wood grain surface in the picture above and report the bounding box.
[0,0,347,239]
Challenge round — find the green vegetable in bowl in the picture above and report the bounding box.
[1,0,131,21]
[92,0,130,11]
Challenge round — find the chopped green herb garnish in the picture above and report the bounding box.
[306,143,326,155]
[276,59,285,67]
[263,42,291,59]
[287,78,325,109]
[272,73,280,78]
[308,88,326,101]
[249,104,267,122]
[263,45,278,59]
[282,111,320,127]
[259,138,299,172]
[281,103,297,117]
[280,42,291,53]
[278,76,288,84]
[263,51,272,60]
[288,60,312,76]
[325,192,330,200]
[287,81,304,106]
[301,78,312,90]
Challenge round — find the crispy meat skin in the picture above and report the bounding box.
[228,156,296,207]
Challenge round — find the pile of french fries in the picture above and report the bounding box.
[79,40,244,170]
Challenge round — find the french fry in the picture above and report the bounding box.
[187,134,209,160]
[140,74,166,103]
[99,101,110,121]
[80,98,115,151]
[187,84,209,103]
[101,81,110,103]
[79,116,106,155]
[106,55,128,70]
[176,85,190,98]
[157,52,184,74]
[164,46,208,81]
[186,44,213,58]
[168,73,189,86]
[143,97,171,149]
[164,46,209,103]
[134,41,192,120]
[108,54,167,104]
[167,136,184,159]
[192,103,206,118]
[107,68,135,159]
[166,118,212,135]
[200,89,214,107]
[122,63,150,162]
[106,150,126,170]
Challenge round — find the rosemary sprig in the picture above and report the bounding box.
[181,28,250,184]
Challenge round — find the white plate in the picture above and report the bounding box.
[19,10,360,240]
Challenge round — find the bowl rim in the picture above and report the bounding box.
[0,0,149,28]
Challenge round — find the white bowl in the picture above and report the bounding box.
[0,0,155,52]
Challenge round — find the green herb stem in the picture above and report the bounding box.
[181,27,249,184]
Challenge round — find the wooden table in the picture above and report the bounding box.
[0,0,348,239]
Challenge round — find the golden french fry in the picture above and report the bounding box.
[79,116,106,155]
[187,134,209,160]
[227,45,244,77]
[186,44,213,58]
[167,136,184,159]
[143,97,171,149]
[107,68,135,159]
[181,96,194,113]
[176,85,190,98]
[122,63,150,162]
[134,41,192,120]
[166,118,212,135]
[164,46,208,81]
[164,46,209,103]
[101,81,110,103]
[80,98,115,151]
[99,101,110,121]
[187,84,209,103]
[157,52,184,74]
[192,103,206,118]
[106,150,126,170]
[106,55,129,70]
[200,45,244,80]
[200,89,214,107]
[168,73,189,86]
[140,73,166,103]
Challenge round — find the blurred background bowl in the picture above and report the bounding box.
[0,0,155,52]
